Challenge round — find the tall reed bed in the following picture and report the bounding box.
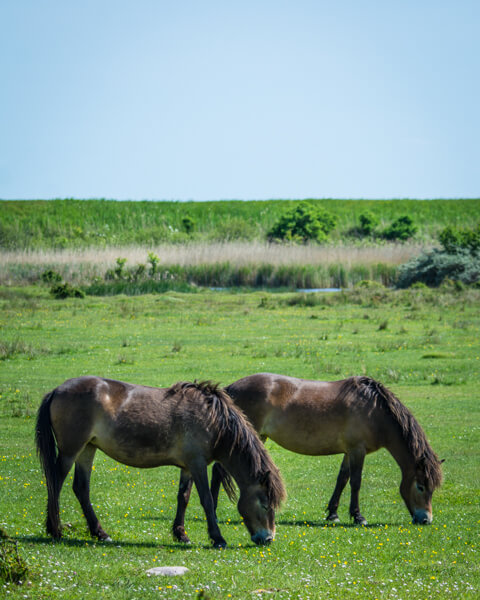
[1,242,411,289]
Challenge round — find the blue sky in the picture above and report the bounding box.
[1,0,479,200]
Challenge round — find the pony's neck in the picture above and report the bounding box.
[215,449,258,494]
[384,428,416,481]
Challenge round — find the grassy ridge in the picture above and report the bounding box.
[1,287,479,598]
[1,198,479,249]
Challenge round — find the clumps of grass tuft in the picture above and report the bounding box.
[0,529,29,585]
[0,339,42,360]
[378,320,389,331]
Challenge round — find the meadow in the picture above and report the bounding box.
[1,285,479,599]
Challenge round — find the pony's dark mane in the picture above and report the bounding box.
[167,381,286,508]
[341,376,443,489]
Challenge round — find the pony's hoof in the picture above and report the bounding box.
[173,527,191,544]
[178,536,192,545]
[326,514,340,524]
[353,517,368,526]
[212,540,227,549]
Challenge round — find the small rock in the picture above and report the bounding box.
[146,566,189,576]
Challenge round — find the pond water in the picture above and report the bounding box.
[296,288,342,293]
[210,287,342,293]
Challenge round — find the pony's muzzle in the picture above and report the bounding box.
[412,510,432,525]
[251,530,274,545]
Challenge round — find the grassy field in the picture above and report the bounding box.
[1,286,479,598]
[1,198,479,249]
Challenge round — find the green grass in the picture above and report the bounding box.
[1,198,479,249]
[1,287,479,598]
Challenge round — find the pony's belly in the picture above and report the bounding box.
[262,423,346,456]
[92,435,186,469]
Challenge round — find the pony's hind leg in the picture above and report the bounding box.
[172,469,193,544]
[72,444,111,541]
[46,453,75,539]
[326,455,350,523]
[210,462,224,514]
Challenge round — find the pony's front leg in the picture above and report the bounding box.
[172,469,193,544]
[191,463,227,548]
[348,449,368,526]
[326,455,350,523]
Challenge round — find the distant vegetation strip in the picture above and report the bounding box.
[1,198,479,249]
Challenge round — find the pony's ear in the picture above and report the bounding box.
[440,458,445,464]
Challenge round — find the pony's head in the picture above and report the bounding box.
[400,456,443,524]
[237,478,277,545]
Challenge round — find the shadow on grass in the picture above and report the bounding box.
[15,534,262,551]
[277,518,404,529]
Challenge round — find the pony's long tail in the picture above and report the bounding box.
[35,390,60,535]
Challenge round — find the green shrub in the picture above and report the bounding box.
[181,215,195,234]
[439,225,480,254]
[396,248,480,288]
[105,257,128,280]
[359,211,379,236]
[267,202,337,243]
[147,252,160,278]
[50,282,85,299]
[41,269,62,284]
[382,215,417,241]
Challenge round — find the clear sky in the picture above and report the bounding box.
[1,0,479,200]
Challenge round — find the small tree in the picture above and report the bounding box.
[267,202,337,243]
[358,211,379,236]
[181,216,195,235]
[382,215,417,241]
[147,252,160,278]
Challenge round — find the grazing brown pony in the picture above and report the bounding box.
[209,373,443,526]
[35,377,285,548]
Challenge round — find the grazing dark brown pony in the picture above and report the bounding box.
[35,377,285,548]
[209,373,443,526]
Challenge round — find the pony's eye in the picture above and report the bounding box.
[416,483,425,493]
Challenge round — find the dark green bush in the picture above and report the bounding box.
[267,202,337,243]
[439,225,480,254]
[396,248,480,288]
[359,211,379,236]
[41,269,62,284]
[382,215,417,241]
[181,215,195,234]
[50,282,85,299]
